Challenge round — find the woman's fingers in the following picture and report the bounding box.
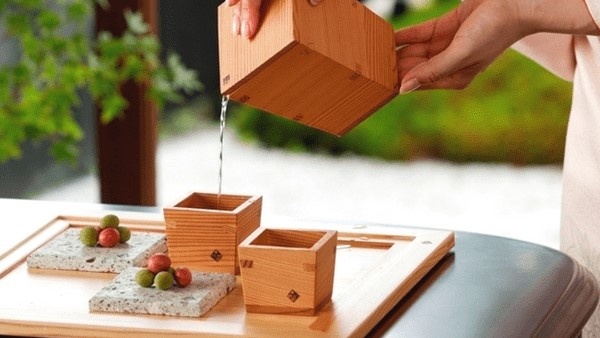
[229,0,262,38]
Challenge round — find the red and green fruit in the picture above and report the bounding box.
[135,268,155,288]
[154,271,175,290]
[79,226,99,247]
[168,266,176,276]
[78,214,131,247]
[147,253,172,274]
[98,227,120,247]
[134,253,193,290]
[174,267,192,287]
[100,214,120,229]
[117,226,131,243]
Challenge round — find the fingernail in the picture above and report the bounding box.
[400,78,420,94]
[241,20,250,38]
[310,0,321,5]
[232,15,240,35]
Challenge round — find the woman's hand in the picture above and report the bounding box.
[396,0,527,93]
[396,0,599,93]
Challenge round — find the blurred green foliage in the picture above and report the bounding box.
[230,0,572,164]
[0,0,201,163]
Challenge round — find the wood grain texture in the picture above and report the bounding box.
[0,214,454,337]
[217,0,295,94]
[238,228,337,315]
[310,231,455,337]
[163,193,262,274]
[217,0,399,136]
[0,219,70,278]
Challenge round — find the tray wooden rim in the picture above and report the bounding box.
[0,213,455,337]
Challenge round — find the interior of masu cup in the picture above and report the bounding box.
[251,229,325,248]
[175,193,249,211]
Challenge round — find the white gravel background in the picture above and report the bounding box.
[36,128,563,249]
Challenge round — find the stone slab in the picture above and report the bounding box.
[89,267,236,317]
[27,228,167,272]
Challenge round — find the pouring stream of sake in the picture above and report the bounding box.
[217,95,229,209]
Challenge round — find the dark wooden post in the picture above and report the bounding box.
[95,0,158,206]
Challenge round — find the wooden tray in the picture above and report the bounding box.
[0,214,454,337]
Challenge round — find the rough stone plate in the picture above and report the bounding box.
[26,228,167,272]
[89,267,236,317]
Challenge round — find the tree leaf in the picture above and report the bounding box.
[0,4,202,163]
[67,2,89,21]
[100,93,127,123]
[124,10,149,35]
[166,53,202,94]
[38,9,61,31]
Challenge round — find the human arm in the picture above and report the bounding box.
[396,0,600,93]
[511,0,600,81]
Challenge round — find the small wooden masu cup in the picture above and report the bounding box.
[163,192,262,275]
[238,227,337,315]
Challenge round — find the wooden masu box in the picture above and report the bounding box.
[238,228,337,315]
[217,0,399,136]
[163,192,262,274]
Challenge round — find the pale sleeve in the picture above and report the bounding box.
[586,0,600,28]
[511,0,600,82]
[511,33,575,82]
